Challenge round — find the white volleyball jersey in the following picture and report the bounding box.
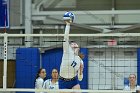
[60,45,83,78]
[35,77,44,93]
[124,85,140,91]
[43,79,59,89]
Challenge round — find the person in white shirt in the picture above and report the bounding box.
[59,12,84,90]
[35,68,46,93]
[43,69,59,89]
[124,74,140,91]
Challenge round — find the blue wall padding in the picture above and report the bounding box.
[16,48,40,91]
[42,48,63,79]
[137,48,140,85]
[0,0,9,27]
[42,48,88,89]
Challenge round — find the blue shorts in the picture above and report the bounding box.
[59,76,79,89]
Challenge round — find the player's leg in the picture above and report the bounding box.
[60,84,80,93]
[72,84,81,93]
[72,84,80,89]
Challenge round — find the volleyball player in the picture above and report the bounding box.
[35,68,46,93]
[124,74,140,91]
[43,69,59,89]
[59,12,84,90]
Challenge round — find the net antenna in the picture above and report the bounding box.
[3,0,8,89]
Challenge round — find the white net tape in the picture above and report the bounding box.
[0,89,137,93]
[0,33,140,37]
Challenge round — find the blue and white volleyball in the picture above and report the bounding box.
[63,12,75,22]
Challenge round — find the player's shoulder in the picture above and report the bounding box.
[36,77,44,82]
[123,85,130,90]
[44,79,51,83]
[137,85,140,89]
[81,59,84,63]
[124,85,129,88]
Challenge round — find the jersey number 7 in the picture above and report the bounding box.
[71,61,77,68]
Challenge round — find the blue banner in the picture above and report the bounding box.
[0,0,9,28]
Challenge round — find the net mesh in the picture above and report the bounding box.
[0,33,140,91]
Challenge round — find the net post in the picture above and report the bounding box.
[3,33,8,89]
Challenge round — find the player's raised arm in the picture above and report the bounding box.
[63,12,75,52]
[63,22,70,52]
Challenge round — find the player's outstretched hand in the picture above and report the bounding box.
[64,20,71,25]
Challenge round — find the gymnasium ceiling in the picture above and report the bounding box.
[3,0,140,34]
[31,0,140,34]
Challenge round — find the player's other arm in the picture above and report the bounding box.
[78,63,84,81]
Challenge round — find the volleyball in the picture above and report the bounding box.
[63,12,75,22]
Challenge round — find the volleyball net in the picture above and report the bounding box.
[0,33,140,91]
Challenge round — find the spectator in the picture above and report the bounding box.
[43,69,59,89]
[124,74,140,91]
[35,68,46,93]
